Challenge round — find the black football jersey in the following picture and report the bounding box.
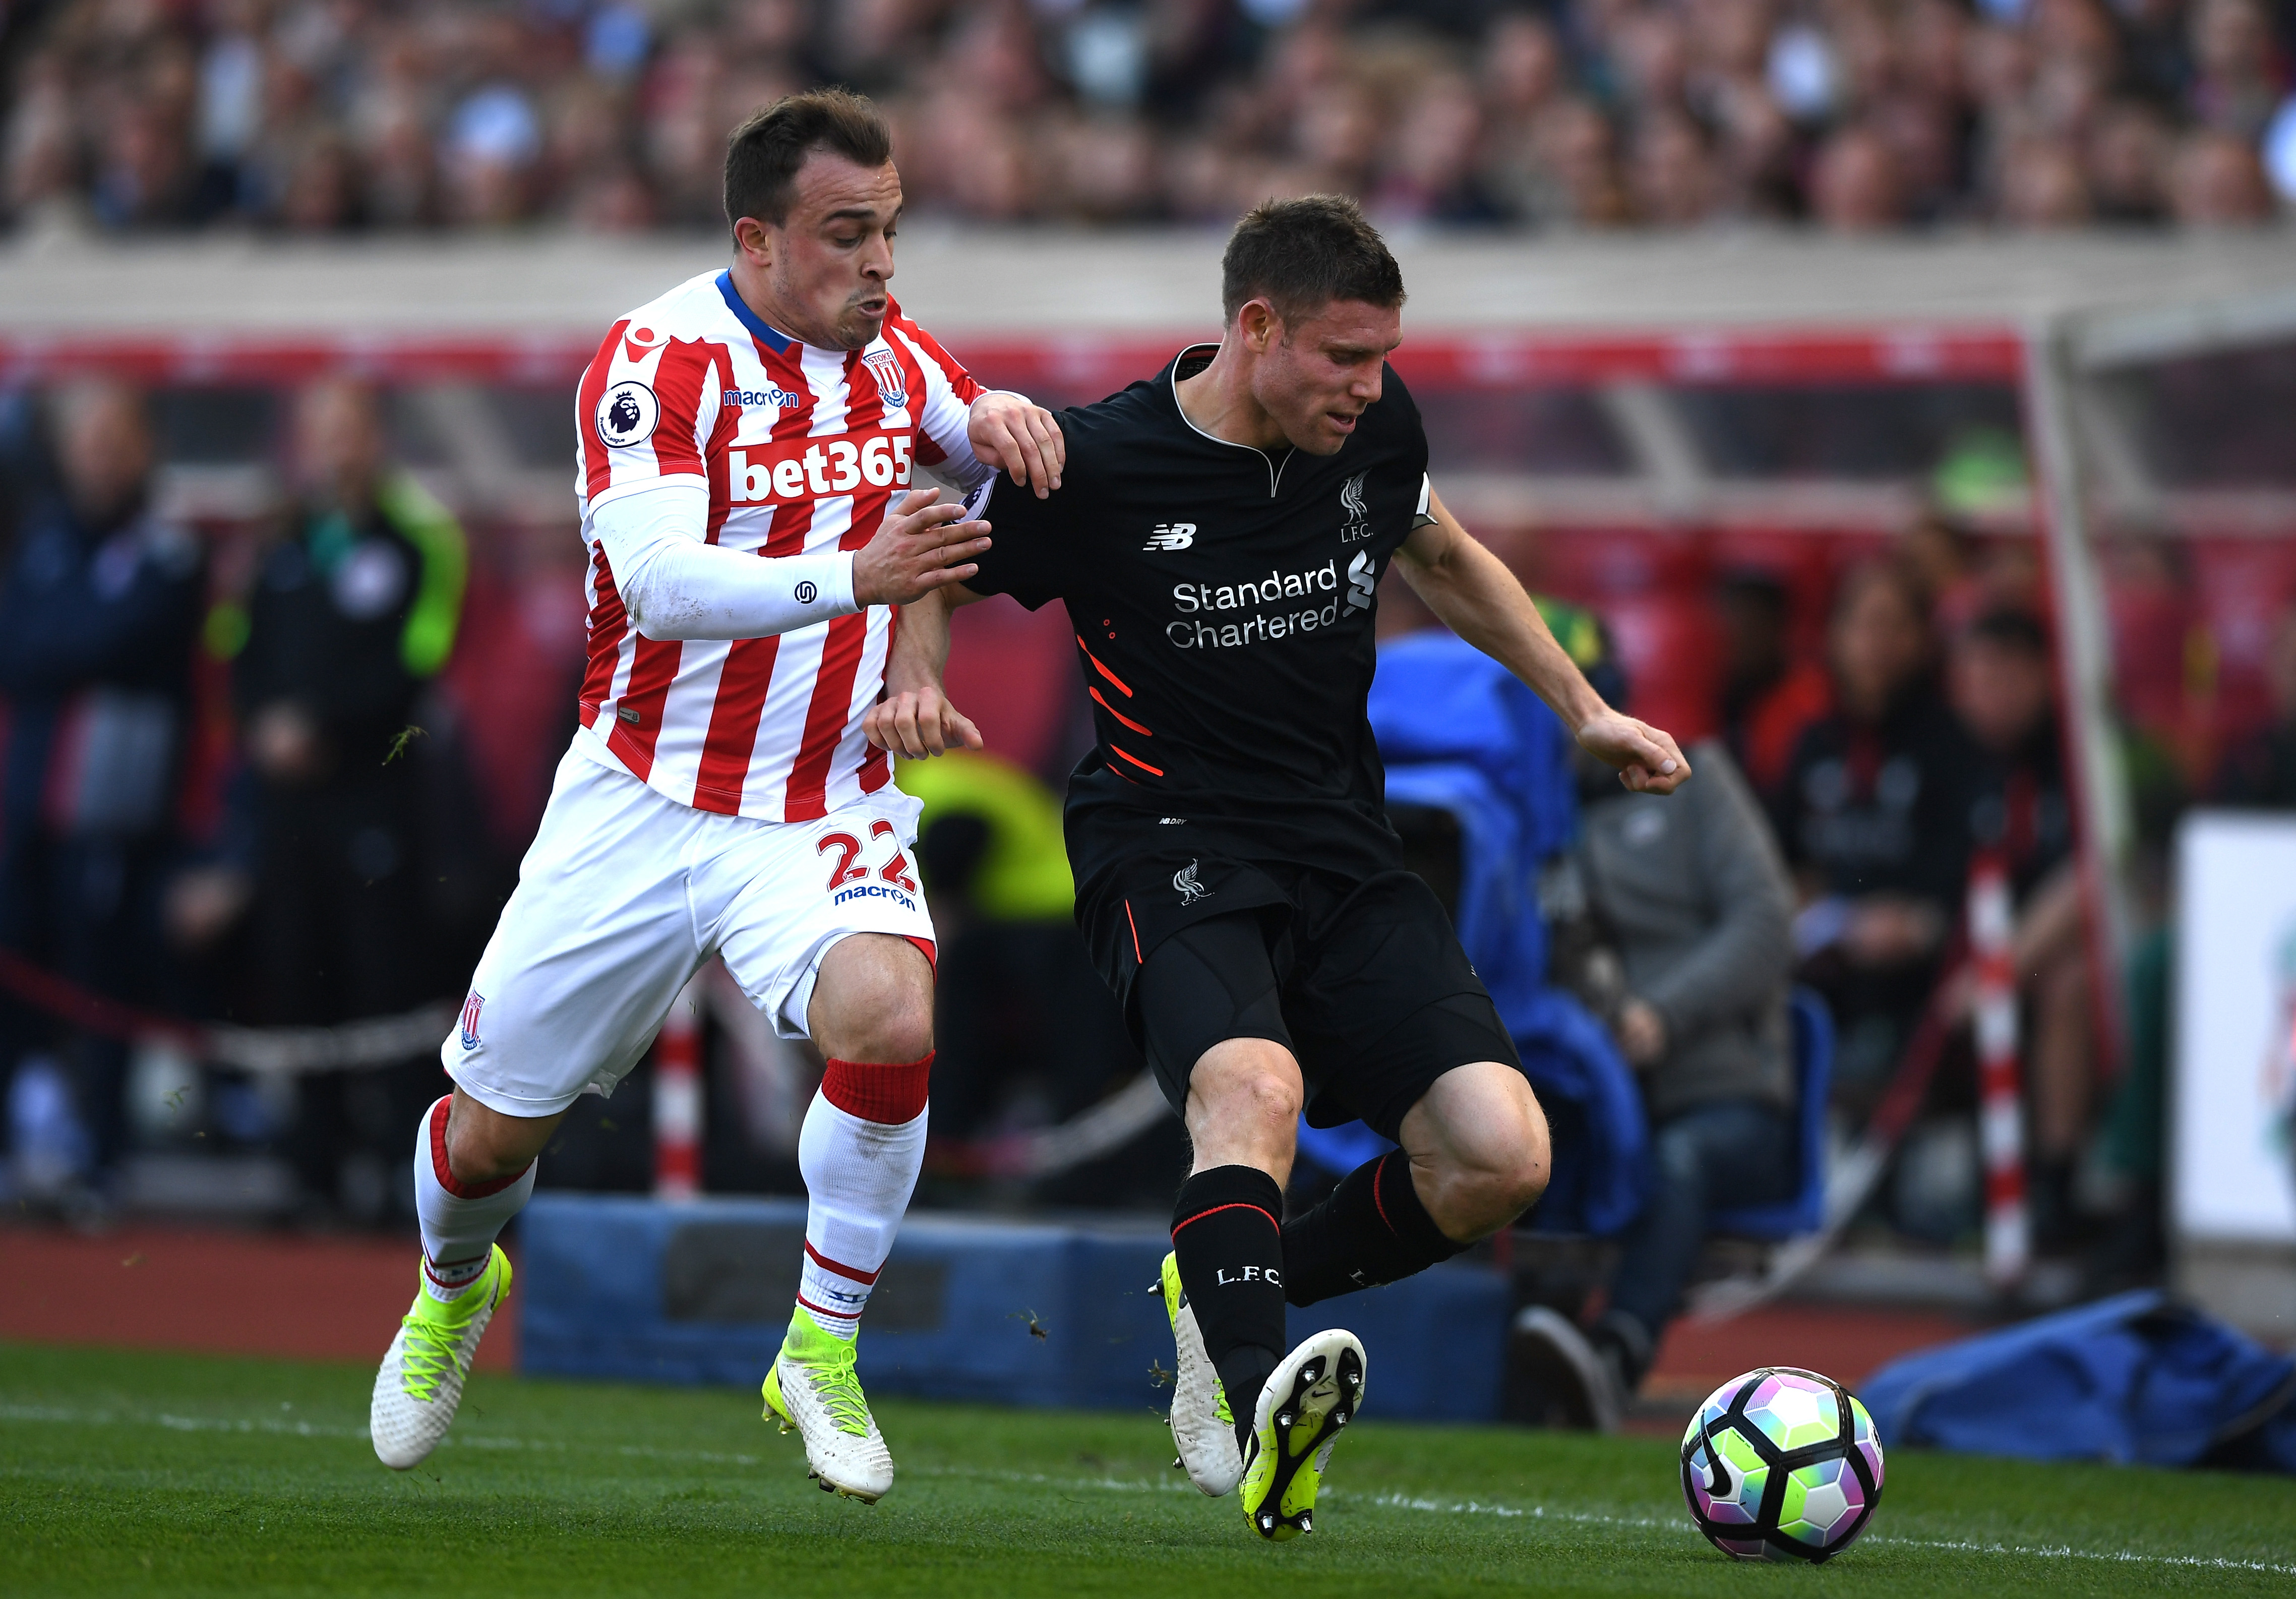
[965,344,1431,883]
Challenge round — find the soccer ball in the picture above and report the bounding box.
[1679,1367,1884,1563]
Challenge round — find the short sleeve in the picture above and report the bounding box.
[579,321,724,511]
[965,472,1072,612]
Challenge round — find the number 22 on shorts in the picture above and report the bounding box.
[815,819,919,896]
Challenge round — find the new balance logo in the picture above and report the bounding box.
[1143,523,1195,552]
[1174,859,1210,905]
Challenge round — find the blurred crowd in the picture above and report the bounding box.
[0,375,514,1223]
[1693,504,2296,1282]
[4,0,2292,239]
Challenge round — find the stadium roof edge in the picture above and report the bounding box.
[1,228,2291,339]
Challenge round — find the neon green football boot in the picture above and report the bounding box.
[762,1307,894,1502]
[1238,1329,1367,1541]
[1158,1251,1243,1496]
[370,1243,512,1469]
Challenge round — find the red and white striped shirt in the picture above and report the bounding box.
[572,268,989,822]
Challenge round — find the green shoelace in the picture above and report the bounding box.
[800,1339,872,1437]
[397,1313,466,1402]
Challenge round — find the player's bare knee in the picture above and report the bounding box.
[853,1000,935,1066]
[1482,1112,1552,1224]
[1184,1047,1300,1173]
[1208,1063,1300,1133]
[811,935,936,1063]
[1515,1106,1553,1206]
[814,993,933,1065]
[1476,1079,1550,1218]
[1421,1123,1549,1238]
[1496,1136,1551,1218]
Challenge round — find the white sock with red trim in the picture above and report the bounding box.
[412,1095,536,1304]
[793,1054,932,1340]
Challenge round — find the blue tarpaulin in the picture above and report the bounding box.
[519,1195,1512,1419]
[1861,1290,2296,1470]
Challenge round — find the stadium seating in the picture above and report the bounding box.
[1710,988,1836,1240]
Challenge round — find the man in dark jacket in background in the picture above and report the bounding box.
[1522,739,1798,1429]
[1775,564,1972,1106]
[230,377,467,1215]
[0,377,204,1206]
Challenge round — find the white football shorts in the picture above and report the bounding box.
[442,743,935,1117]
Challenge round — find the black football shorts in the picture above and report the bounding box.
[1083,858,1522,1142]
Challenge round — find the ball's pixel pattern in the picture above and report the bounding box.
[1679,1367,1883,1564]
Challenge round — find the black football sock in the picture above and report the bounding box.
[1282,1150,1465,1307]
[1171,1165,1288,1452]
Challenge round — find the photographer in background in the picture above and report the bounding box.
[1523,734,1798,1429]
[0,377,204,1208]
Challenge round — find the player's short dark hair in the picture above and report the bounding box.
[1220,195,1406,328]
[723,88,894,234]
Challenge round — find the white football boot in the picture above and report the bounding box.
[762,1308,895,1503]
[1158,1251,1244,1496]
[371,1243,511,1469]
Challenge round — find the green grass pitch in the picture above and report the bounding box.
[3,1341,2290,1596]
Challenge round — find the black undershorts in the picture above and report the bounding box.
[1093,860,1522,1142]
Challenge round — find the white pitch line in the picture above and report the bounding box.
[1345,1488,2296,1578]
[6,1401,2290,1577]
[0,1401,755,1467]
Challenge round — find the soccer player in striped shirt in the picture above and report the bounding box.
[368,90,1064,1504]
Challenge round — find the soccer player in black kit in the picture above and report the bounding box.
[867,197,1689,1542]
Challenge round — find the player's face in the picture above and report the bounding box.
[1252,299,1403,455]
[752,154,903,350]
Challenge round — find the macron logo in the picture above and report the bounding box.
[1143,524,1195,552]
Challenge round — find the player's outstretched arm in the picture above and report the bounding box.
[1395,488,1689,795]
[864,584,988,759]
[966,391,1064,499]
[596,483,988,642]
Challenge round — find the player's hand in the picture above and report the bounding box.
[1578,711,1690,794]
[968,391,1064,499]
[865,681,983,759]
[852,488,991,607]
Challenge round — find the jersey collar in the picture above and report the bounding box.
[716,270,797,355]
[1166,343,1296,499]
